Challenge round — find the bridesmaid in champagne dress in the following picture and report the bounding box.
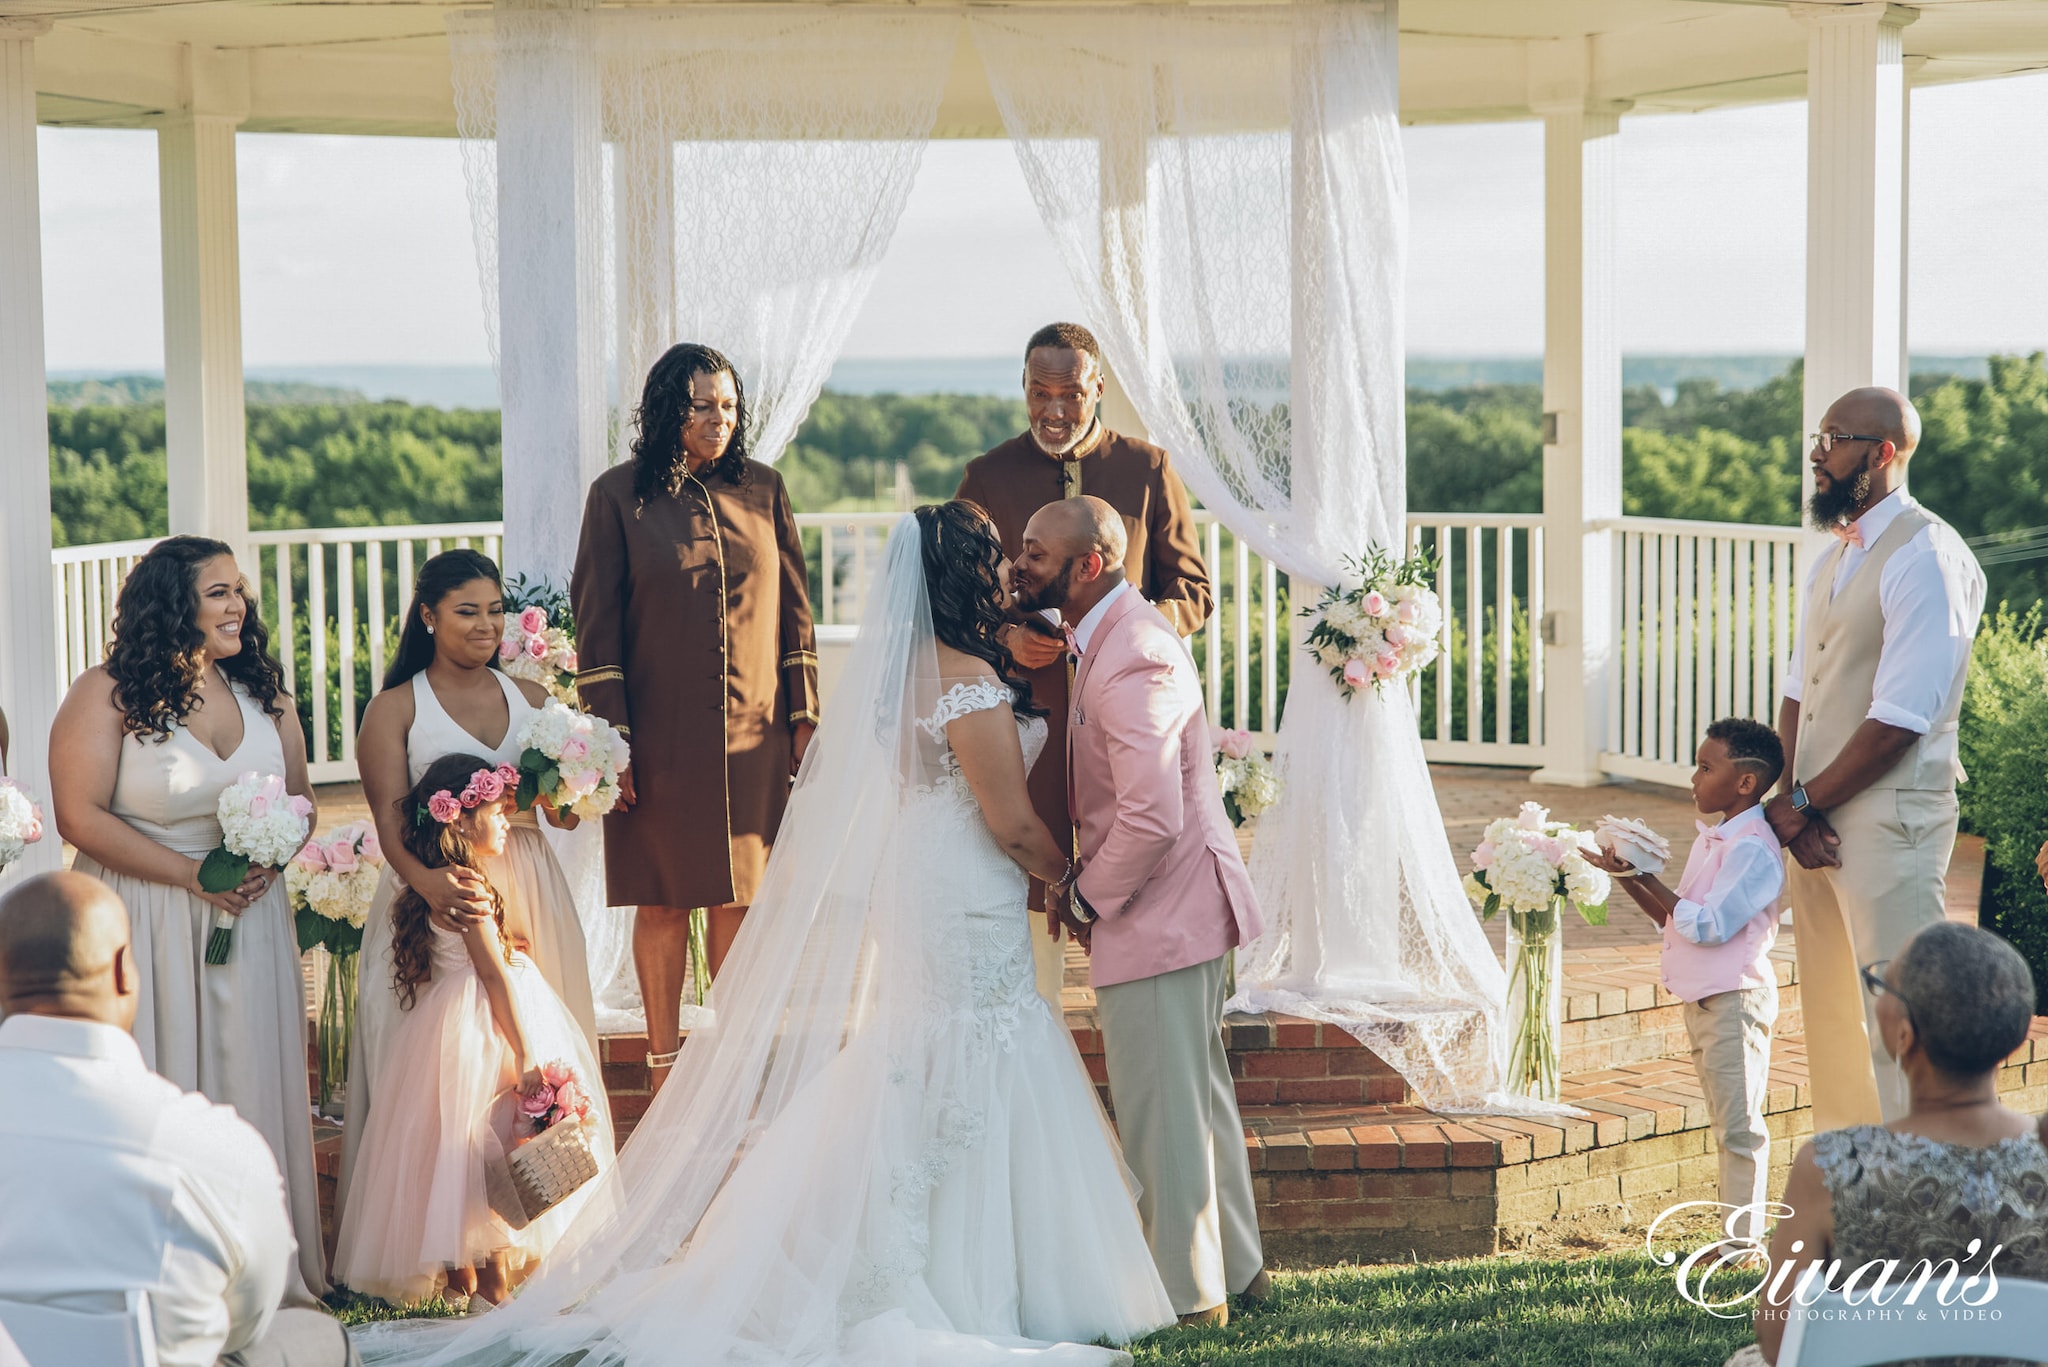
[340,550,596,1212]
[48,535,326,1299]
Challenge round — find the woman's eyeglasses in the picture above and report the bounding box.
[1860,959,1915,1018]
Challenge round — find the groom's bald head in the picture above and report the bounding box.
[0,872,138,1029]
[1027,496,1127,572]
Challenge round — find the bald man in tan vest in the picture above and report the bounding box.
[1763,388,1985,1130]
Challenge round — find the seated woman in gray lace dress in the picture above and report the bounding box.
[1732,921,2046,1367]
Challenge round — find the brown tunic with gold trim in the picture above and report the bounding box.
[956,424,1212,904]
[571,459,819,909]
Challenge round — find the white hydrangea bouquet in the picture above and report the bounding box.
[1300,544,1443,698]
[514,699,630,820]
[0,778,46,872]
[287,819,383,1110]
[1212,727,1280,827]
[203,772,312,965]
[1463,801,1611,1102]
[500,603,579,706]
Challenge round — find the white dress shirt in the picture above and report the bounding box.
[1781,490,1986,733]
[1670,806,1786,948]
[0,1015,294,1367]
[1069,578,1132,656]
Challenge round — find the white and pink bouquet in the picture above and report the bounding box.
[500,604,578,706]
[516,1059,595,1139]
[1212,727,1280,827]
[0,778,46,872]
[514,700,629,821]
[1301,544,1443,698]
[287,820,383,952]
[203,772,312,965]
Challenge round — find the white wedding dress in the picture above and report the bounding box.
[357,517,1173,1367]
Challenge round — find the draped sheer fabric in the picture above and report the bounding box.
[448,7,959,1030]
[356,521,1164,1365]
[971,3,1545,1114]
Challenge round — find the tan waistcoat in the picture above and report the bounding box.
[1795,504,1966,792]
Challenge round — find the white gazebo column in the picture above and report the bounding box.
[495,0,607,587]
[1794,2,1917,503]
[0,19,61,872]
[1097,111,1152,442]
[1531,92,1629,787]
[158,49,251,557]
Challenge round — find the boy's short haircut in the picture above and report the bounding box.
[1706,716,1785,790]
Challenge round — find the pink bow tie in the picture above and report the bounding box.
[1062,623,1080,657]
[1695,820,1725,844]
[1831,521,1865,549]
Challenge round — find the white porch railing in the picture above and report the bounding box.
[48,511,1796,789]
[1597,516,1806,789]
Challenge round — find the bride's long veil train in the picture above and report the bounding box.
[356,517,1156,1366]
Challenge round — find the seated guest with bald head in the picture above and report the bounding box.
[1763,387,1987,1131]
[0,872,356,1367]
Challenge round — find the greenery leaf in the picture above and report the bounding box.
[197,847,251,894]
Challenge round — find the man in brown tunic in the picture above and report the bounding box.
[572,347,818,1086]
[956,322,1212,1005]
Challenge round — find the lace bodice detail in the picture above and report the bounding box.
[915,679,1048,793]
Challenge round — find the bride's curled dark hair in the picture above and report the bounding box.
[631,342,752,510]
[105,535,287,741]
[914,501,1042,719]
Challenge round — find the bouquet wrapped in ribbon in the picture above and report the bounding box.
[514,700,630,821]
[499,604,579,706]
[202,772,312,965]
[288,820,384,1110]
[1300,544,1444,698]
[1211,727,1280,827]
[0,778,45,873]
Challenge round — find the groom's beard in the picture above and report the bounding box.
[1807,455,1874,529]
[1013,557,1079,614]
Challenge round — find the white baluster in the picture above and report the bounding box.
[1203,519,1222,721]
[337,542,356,763]
[819,523,835,627]
[308,545,329,766]
[367,541,386,692]
[398,540,415,617]
[275,543,295,697]
[1232,532,1250,731]
[1261,557,1278,737]
[1527,524,1545,748]
[1434,525,1452,743]
[1496,526,1514,746]
[1658,533,1678,765]
[1464,525,1481,745]
[1622,529,1642,759]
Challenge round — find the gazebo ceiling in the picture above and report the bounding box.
[23,0,2048,138]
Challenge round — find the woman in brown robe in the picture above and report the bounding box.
[572,343,818,1086]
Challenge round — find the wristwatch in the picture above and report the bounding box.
[1788,784,1813,816]
[1069,885,1098,925]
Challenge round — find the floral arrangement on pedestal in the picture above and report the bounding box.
[1300,544,1444,698]
[202,773,313,965]
[1462,801,1611,1102]
[287,819,383,1112]
[514,700,631,821]
[0,778,45,873]
[1211,727,1280,827]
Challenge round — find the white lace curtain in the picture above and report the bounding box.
[973,3,1538,1114]
[448,5,959,1029]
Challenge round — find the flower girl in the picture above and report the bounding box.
[333,753,612,1308]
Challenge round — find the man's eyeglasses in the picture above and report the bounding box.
[1860,959,1915,1018]
[1809,431,1887,453]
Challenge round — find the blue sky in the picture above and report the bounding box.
[35,70,2048,370]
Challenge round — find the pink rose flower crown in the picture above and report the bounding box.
[416,763,522,828]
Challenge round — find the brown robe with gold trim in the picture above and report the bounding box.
[956,424,1213,905]
[571,459,819,909]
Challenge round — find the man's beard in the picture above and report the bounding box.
[1807,456,1874,530]
[1031,416,1091,458]
[1013,556,1078,613]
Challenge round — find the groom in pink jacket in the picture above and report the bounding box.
[1012,496,1268,1327]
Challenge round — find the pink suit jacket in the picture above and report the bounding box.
[1068,587,1264,988]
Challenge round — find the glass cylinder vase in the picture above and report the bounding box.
[317,949,358,1114]
[1504,897,1566,1103]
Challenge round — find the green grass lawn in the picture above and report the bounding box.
[1131,1255,1751,1367]
[330,1253,1753,1365]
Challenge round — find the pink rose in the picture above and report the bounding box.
[541,1061,572,1089]
[1341,657,1370,689]
[559,738,590,762]
[356,828,381,861]
[495,764,519,787]
[248,794,270,819]
[1395,597,1422,625]
[24,811,42,844]
[1361,590,1389,617]
[427,791,462,824]
[1383,623,1409,649]
[1531,835,1568,868]
[519,606,547,636]
[468,770,506,804]
[326,839,358,874]
[557,1082,587,1119]
[1221,729,1254,760]
[294,842,329,871]
[561,649,577,672]
[560,765,600,795]
[525,634,549,661]
[1375,650,1401,678]
[1472,840,1495,870]
[498,639,518,662]
[288,795,312,820]
[519,1083,557,1118]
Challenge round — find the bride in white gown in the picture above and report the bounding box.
[358,502,1175,1366]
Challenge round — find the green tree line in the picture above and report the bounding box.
[47,354,2048,609]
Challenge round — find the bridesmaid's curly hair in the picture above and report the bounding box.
[915,502,1043,719]
[105,536,288,741]
[389,753,511,1011]
[631,342,752,509]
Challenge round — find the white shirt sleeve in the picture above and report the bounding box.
[161,1098,293,1358]
[1779,549,1831,706]
[1671,838,1786,947]
[1867,525,1987,733]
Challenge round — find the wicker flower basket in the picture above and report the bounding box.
[487,1116,599,1230]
